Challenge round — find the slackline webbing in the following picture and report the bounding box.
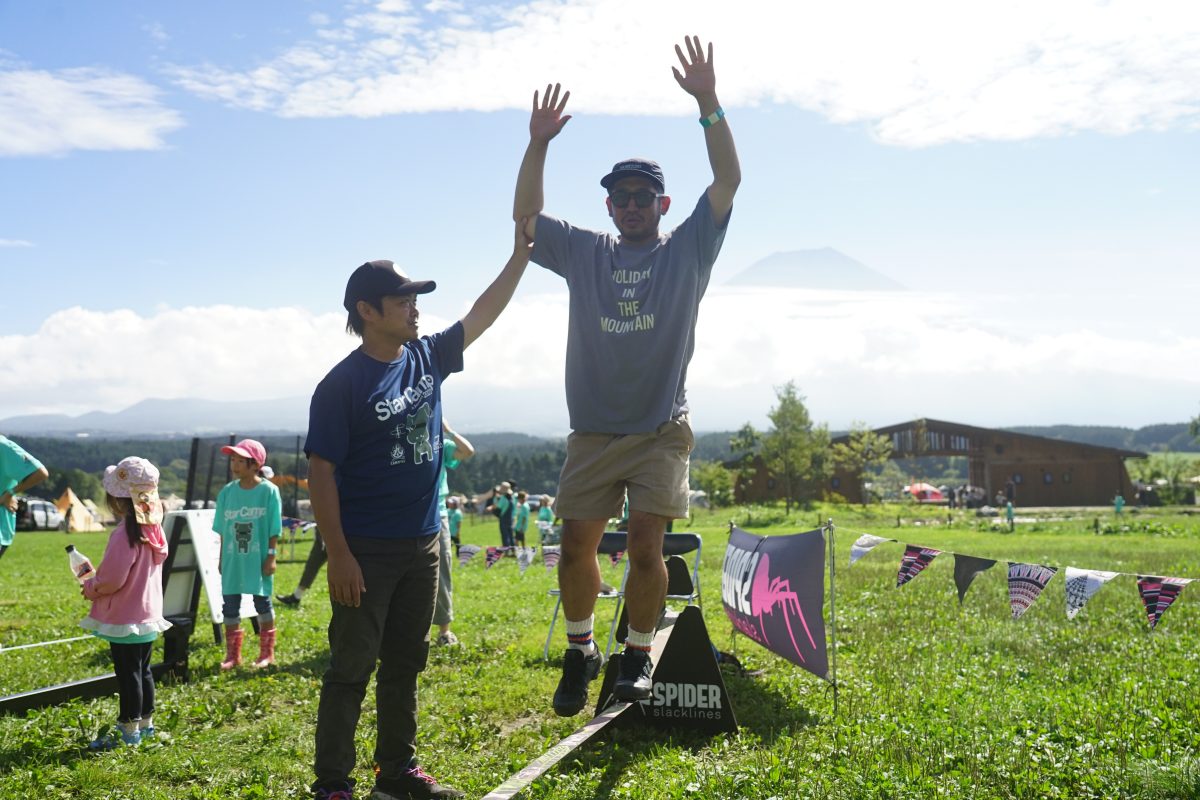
[481,700,631,800]
[0,635,91,653]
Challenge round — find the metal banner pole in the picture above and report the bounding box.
[825,517,839,716]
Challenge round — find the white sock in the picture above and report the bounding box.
[118,720,139,737]
[625,626,655,652]
[565,615,596,654]
[139,716,153,731]
[294,586,308,599]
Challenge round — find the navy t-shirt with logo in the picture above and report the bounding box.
[305,323,465,539]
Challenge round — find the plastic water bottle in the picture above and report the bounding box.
[66,544,96,584]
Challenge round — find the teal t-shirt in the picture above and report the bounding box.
[1,435,45,547]
[448,507,463,537]
[213,479,282,596]
[514,502,530,533]
[437,440,461,518]
[537,506,554,525]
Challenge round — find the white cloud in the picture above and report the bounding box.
[2,290,1198,431]
[144,22,170,46]
[0,239,34,248]
[165,0,1200,145]
[0,65,184,157]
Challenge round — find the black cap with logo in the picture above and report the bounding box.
[343,260,436,312]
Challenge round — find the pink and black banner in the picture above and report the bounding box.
[722,527,828,681]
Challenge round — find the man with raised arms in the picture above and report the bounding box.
[513,35,741,716]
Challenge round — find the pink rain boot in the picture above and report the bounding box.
[252,627,276,668]
[220,628,244,671]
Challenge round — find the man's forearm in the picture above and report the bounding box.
[513,139,549,220]
[695,91,741,194]
[461,249,530,348]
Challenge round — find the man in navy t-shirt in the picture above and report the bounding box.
[305,222,532,800]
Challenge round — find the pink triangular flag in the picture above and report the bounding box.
[1137,575,1193,630]
[542,546,560,572]
[897,545,941,587]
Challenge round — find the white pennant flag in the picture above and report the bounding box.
[850,534,891,565]
[517,546,535,575]
[1064,567,1119,619]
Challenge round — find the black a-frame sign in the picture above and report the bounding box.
[596,604,737,735]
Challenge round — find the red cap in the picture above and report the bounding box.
[221,439,267,466]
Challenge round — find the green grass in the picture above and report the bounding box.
[1,504,1198,799]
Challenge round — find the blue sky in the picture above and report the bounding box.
[2,0,1198,434]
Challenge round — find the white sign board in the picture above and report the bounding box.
[162,510,259,625]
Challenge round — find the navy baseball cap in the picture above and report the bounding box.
[600,158,665,193]
[343,260,436,312]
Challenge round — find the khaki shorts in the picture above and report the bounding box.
[555,416,694,521]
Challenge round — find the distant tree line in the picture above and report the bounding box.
[10,409,1200,510]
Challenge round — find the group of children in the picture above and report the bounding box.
[77,438,283,749]
[486,485,555,548]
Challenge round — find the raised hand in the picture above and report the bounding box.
[529,83,572,143]
[672,36,716,98]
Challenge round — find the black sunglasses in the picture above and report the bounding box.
[609,189,662,209]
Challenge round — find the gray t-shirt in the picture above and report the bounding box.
[533,192,730,434]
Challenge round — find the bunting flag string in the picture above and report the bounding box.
[842,527,1194,627]
[485,546,503,569]
[897,546,941,587]
[281,516,317,533]
[1137,576,1194,629]
[457,544,482,567]
[542,546,561,572]
[1007,563,1058,619]
[1065,567,1119,619]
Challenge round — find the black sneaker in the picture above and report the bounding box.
[276,593,301,608]
[552,647,603,717]
[311,781,354,800]
[613,648,653,701]
[371,765,464,799]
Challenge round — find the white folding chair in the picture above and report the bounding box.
[543,532,627,659]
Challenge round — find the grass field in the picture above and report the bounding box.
[1,504,1198,799]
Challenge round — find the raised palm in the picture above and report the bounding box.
[529,83,571,143]
[672,36,716,97]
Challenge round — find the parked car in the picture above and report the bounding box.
[15,497,65,531]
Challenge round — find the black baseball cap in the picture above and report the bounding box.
[343,260,436,312]
[600,158,665,193]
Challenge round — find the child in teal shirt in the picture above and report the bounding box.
[213,439,282,670]
[513,491,530,547]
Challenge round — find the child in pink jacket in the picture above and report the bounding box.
[79,456,171,750]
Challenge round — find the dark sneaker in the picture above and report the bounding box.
[614,648,653,701]
[552,647,603,717]
[371,765,464,799]
[276,593,301,608]
[311,782,354,800]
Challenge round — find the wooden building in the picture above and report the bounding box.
[829,418,1144,507]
